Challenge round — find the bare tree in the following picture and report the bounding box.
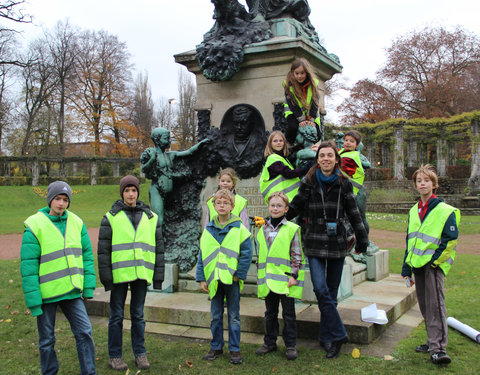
[0,0,31,67]
[20,39,57,155]
[172,69,197,149]
[132,71,158,149]
[45,20,79,157]
[70,29,132,154]
[156,97,170,131]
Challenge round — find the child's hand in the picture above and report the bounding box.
[403,276,414,288]
[254,216,265,227]
[199,281,209,293]
[287,276,297,287]
[233,276,239,282]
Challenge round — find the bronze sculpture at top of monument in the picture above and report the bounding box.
[197,0,324,81]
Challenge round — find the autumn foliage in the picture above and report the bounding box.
[339,26,480,125]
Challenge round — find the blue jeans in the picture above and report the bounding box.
[37,298,96,375]
[108,280,147,358]
[308,256,348,343]
[210,281,241,352]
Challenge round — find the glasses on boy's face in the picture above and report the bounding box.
[214,200,231,207]
[269,204,286,209]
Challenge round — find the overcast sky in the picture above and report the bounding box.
[17,0,480,122]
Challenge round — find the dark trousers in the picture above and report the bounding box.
[263,291,297,347]
[108,280,148,358]
[415,265,448,353]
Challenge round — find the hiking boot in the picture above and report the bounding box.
[108,357,128,371]
[415,344,429,353]
[202,349,223,360]
[320,341,333,352]
[255,343,277,355]
[285,346,298,360]
[431,352,451,365]
[230,351,242,364]
[135,355,150,370]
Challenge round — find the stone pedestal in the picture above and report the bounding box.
[148,263,179,293]
[175,26,341,132]
[366,250,390,281]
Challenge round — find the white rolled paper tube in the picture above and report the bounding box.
[447,317,480,343]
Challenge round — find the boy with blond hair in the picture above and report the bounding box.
[196,189,252,365]
[402,164,460,365]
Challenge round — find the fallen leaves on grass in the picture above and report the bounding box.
[185,361,193,368]
[352,348,360,358]
[384,355,394,360]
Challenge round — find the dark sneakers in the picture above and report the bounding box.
[431,352,451,365]
[230,351,242,364]
[415,344,429,353]
[285,347,298,360]
[255,344,277,355]
[202,349,223,360]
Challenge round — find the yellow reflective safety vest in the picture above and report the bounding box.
[260,154,300,204]
[339,149,365,195]
[256,221,305,299]
[207,194,248,221]
[24,211,84,300]
[405,202,460,276]
[106,210,158,284]
[283,79,321,126]
[200,224,251,299]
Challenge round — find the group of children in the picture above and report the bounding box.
[19,58,459,374]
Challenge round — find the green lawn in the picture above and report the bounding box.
[367,212,480,235]
[0,184,151,234]
[1,251,479,374]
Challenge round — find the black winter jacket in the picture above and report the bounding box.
[97,200,165,291]
[287,174,369,258]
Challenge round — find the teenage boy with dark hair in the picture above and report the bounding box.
[98,175,165,371]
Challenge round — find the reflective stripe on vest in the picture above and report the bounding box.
[200,224,251,299]
[106,210,158,284]
[406,202,460,276]
[256,221,305,299]
[339,149,365,195]
[207,194,248,221]
[260,154,301,204]
[24,211,84,300]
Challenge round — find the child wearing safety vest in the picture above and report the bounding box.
[338,130,365,196]
[260,131,309,204]
[401,164,460,365]
[21,181,97,375]
[204,168,249,228]
[283,57,322,145]
[98,175,165,371]
[255,191,305,360]
[196,189,252,365]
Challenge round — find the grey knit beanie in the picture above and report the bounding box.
[119,175,140,198]
[47,181,72,208]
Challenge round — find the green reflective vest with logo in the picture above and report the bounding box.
[200,224,251,299]
[106,210,158,284]
[406,202,460,276]
[24,211,84,300]
[283,79,321,126]
[256,221,305,299]
[260,154,300,204]
[339,149,365,195]
[207,194,248,221]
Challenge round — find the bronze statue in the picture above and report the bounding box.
[141,128,208,227]
[295,124,317,168]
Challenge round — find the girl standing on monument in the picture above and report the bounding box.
[286,140,369,359]
[260,131,310,204]
[283,58,322,145]
[204,168,249,228]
